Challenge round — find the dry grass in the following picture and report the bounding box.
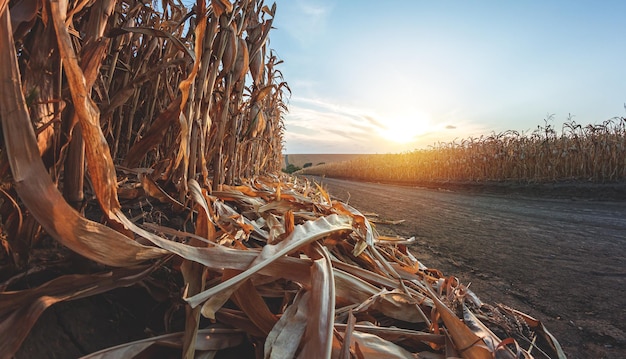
[300,116,626,184]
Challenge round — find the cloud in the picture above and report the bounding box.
[283,96,476,153]
[299,2,329,16]
[278,1,334,46]
[363,115,386,129]
[282,96,499,154]
[283,97,392,153]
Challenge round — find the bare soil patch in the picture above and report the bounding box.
[311,176,626,359]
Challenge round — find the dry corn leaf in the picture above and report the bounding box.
[137,226,314,285]
[334,324,445,347]
[81,327,246,359]
[124,96,183,168]
[499,306,567,359]
[353,288,426,323]
[300,243,335,358]
[461,304,515,357]
[185,214,353,309]
[0,0,8,23]
[216,308,267,338]
[141,174,185,209]
[425,285,492,359]
[50,0,121,217]
[338,310,357,359]
[212,0,233,18]
[333,330,416,359]
[264,289,309,359]
[333,269,380,306]
[252,84,275,104]
[331,201,374,256]
[369,218,406,225]
[8,0,38,39]
[181,179,214,358]
[232,276,278,335]
[107,26,195,61]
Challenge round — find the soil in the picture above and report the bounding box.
[310,176,626,359]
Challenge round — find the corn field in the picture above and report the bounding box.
[300,117,626,184]
[0,0,568,358]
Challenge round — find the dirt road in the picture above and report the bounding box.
[309,176,626,359]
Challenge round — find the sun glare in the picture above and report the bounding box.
[380,112,431,143]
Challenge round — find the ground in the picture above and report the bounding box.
[14,177,626,358]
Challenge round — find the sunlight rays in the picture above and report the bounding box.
[379,111,432,144]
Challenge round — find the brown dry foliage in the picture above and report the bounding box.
[0,1,566,358]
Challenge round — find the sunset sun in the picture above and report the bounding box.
[380,112,432,143]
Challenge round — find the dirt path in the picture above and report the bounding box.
[309,176,626,359]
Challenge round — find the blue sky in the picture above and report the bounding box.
[268,0,626,154]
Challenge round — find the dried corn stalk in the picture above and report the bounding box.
[0,1,287,269]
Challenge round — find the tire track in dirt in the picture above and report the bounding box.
[308,176,626,359]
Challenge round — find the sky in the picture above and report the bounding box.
[267,0,626,154]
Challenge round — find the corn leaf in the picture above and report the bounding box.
[264,290,309,359]
[333,331,416,359]
[300,243,335,358]
[81,327,246,359]
[185,214,353,309]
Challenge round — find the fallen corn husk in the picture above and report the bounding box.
[111,176,563,357]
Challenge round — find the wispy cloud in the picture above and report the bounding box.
[299,2,329,16]
[282,97,497,154]
[363,115,386,129]
[284,96,392,153]
[278,1,334,46]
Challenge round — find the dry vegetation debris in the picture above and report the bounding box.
[1,173,566,358]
